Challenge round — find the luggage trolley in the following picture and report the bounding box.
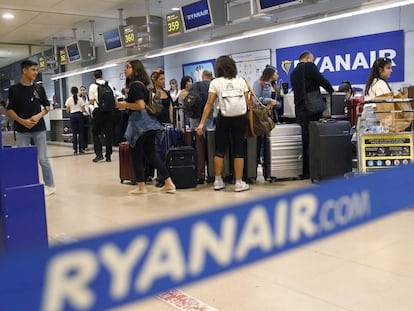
[356,98,414,174]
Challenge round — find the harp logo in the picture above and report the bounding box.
[281,60,292,75]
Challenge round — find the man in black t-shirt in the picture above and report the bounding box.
[7,60,55,196]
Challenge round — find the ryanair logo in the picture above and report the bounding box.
[281,60,292,75]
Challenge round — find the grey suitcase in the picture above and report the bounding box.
[264,123,303,180]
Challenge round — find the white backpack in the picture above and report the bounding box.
[219,77,247,117]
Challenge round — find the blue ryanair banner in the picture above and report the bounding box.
[276,30,404,85]
[0,165,414,310]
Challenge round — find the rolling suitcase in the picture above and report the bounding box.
[309,120,352,181]
[263,123,303,180]
[182,129,206,183]
[119,142,136,184]
[166,146,198,189]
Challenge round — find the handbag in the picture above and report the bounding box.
[147,89,164,116]
[132,81,163,116]
[244,79,275,137]
[302,64,327,114]
[305,90,326,114]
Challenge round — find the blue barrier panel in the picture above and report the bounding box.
[0,165,413,311]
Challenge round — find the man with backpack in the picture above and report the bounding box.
[89,69,117,162]
[185,70,213,130]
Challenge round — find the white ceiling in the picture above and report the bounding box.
[0,0,404,68]
[0,0,233,67]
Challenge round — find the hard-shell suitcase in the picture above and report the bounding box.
[182,130,206,183]
[166,146,198,189]
[263,123,303,180]
[309,120,352,181]
[119,142,136,184]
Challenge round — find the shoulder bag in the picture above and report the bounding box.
[303,64,326,114]
[244,79,275,137]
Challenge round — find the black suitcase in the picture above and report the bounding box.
[166,146,197,189]
[309,120,352,182]
[182,130,206,184]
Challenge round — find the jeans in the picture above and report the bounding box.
[130,130,170,183]
[16,130,55,187]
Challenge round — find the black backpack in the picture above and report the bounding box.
[183,82,203,119]
[96,81,115,111]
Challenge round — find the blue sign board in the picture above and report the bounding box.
[1,164,414,310]
[181,0,212,31]
[103,28,123,52]
[276,30,404,85]
[182,58,216,82]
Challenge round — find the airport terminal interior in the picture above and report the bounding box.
[1,0,414,310]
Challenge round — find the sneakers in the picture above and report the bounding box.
[44,186,56,197]
[213,179,225,191]
[92,155,104,162]
[79,150,85,154]
[105,155,111,162]
[160,184,176,194]
[235,181,249,192]
[128,188,148,195]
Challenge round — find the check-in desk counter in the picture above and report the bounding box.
[49,109,71,142]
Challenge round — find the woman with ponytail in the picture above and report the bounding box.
[65,86,86,155]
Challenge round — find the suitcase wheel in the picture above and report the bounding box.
[120,179,124,184]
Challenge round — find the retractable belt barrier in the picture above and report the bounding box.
[1,165,414,311]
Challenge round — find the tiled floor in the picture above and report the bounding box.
[41,144,414,311]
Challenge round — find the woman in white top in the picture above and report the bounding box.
[169,79,180,104]
[365,57,393,100]
[79,85,90,150]
[65,86,86,155]
[197,55,250,192]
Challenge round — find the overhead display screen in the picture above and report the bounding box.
[103,28,123,52]
[166,11,184,37]
[181,0,213,32]
[123,25,136,48]
[258,0,306,12]
[65,42,81,63]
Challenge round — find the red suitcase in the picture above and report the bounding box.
[119,142,137,184]
[182,130,206,184]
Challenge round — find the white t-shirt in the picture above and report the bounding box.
[209,76,248,116]
[209,76,248,95]
[365,78,392,101]
[88,79,115,106]
[65,96,86,113]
